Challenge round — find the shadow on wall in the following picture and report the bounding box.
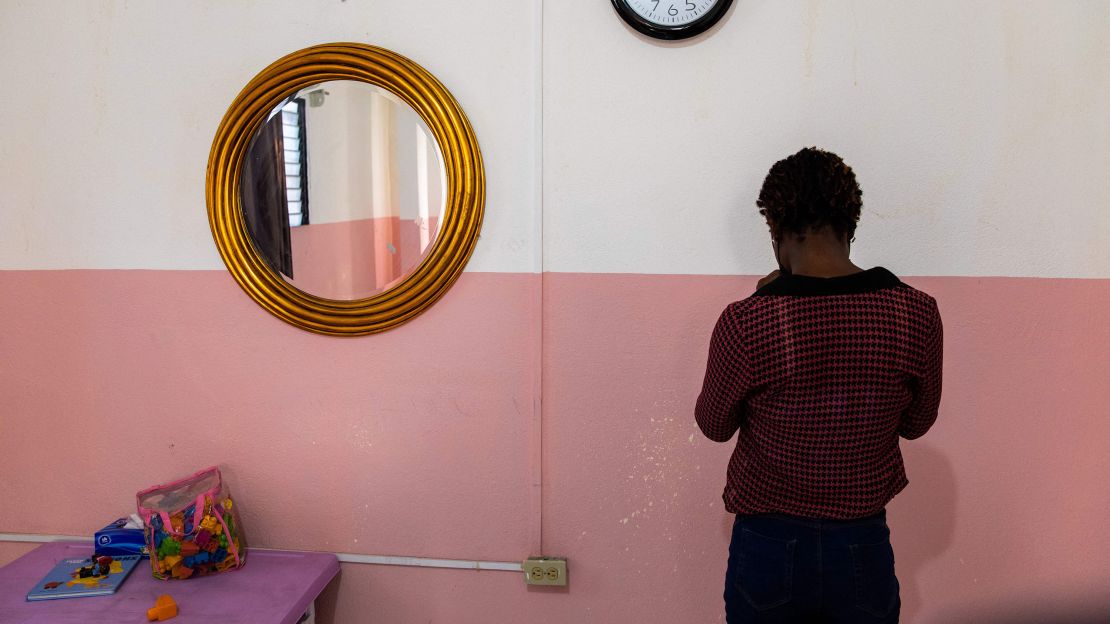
[887,442,958,624]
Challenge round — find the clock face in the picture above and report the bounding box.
[611,0,733,41]
[624,0,720,27]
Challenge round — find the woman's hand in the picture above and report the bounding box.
[756,270,781,290]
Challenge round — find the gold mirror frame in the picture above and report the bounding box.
[206,43,484,336]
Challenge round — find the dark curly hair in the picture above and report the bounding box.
[756,147,863,243]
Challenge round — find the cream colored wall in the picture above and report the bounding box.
[0,0,538,272]
[544,0,1110,277]
[3,2,1105,277]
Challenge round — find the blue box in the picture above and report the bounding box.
[94,518,148,558]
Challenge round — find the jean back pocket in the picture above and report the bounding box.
[735,527,796,611]
[850,540,899,617]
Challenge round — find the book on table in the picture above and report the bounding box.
[25,554,142,601]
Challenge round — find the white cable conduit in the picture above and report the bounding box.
[0,533,523,572]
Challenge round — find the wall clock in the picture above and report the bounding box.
[611,0,734,41]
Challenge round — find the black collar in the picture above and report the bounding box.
[753,267,904,297]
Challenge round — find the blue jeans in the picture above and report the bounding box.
[724,510,900,623]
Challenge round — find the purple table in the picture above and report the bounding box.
[0,542,339,623]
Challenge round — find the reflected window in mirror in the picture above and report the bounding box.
[239,97,308,279]
[281,98,309,228]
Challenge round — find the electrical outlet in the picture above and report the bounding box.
[522,557,567,586]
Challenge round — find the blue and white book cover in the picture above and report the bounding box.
[26,554,141,601]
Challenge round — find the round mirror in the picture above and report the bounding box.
[241,81,446,300]
[207,43,483,335]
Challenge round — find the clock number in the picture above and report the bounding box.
[614,0,733,40]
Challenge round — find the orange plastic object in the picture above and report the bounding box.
[147,594,178,621]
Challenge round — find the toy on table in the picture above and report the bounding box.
[145,495,244,579]
[147,594,178,621]
[137,466,246,581]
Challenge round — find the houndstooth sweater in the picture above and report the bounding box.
[695,267,943,519]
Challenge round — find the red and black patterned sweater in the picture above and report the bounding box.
[695,267,943,520]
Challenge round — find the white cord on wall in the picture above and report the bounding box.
[0,533,524,572]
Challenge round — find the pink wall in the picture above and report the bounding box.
[2,270,1110,622]
[288,216,439,300]
[541,273,1110,622]
[0,271,535,561]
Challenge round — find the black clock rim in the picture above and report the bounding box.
[611,0,734,41]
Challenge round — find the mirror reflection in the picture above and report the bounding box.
[240,80,446,300]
